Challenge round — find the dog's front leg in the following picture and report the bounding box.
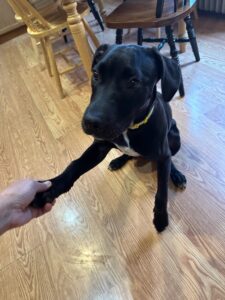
[153,156,171,232]
[31,140,113,208]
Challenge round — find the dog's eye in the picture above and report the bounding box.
[93,71,99,81]
[128,78,140,88]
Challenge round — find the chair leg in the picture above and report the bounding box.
[165,25,185,97]
[184,15,200,62]
[116,29,123,44]
[40,38,52,76]
[178,20,186,54]
[30,37,41,66]
[45,37,64,98]
[82,18,100,50]
[157,28,161,38]
[87,0,104,31]
[137,28,143,45]
[95,0,106,18]
[62,28,68,43]
[193,6,198,19]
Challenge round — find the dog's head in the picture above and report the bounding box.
[82,44,181,140]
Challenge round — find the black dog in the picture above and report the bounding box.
[31,44,186,232]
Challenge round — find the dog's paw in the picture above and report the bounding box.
[170,169,187,190]
[153,209,169,233]
[30,186,56,208]
[108,158,125,171]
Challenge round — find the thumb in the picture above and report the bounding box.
[35,181,52,192]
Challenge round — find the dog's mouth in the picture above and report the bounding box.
[93,131,121,141]
[82,118,130,141]
[82,125,123,141]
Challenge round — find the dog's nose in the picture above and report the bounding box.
[83,114,103,133]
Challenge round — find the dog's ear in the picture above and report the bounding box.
[92,44,111,68]
[148,47,182,102]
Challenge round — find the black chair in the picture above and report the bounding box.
[105,0,201,97]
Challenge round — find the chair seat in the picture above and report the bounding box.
[105,0,197,28]
[28,3,89,37]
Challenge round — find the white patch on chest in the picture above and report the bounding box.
[114,132,140,157]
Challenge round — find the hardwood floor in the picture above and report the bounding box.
[0,12,225,300]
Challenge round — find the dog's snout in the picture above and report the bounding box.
[82,112,104,135]
[82,110,119,140]
[84,115,101,131]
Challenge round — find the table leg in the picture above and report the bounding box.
[62,0,93,79]
[178,20,186,53]
[96,0,106,18]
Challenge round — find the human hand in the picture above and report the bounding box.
[0,180,55,235]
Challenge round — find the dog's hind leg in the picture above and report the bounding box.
[168,119,181,156]
[168,119,187,189]
[170,162,186,190]
[108,154,133,171]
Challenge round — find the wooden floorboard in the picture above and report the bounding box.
[0,11,225,300]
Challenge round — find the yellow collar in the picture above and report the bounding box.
[129,104,155,130]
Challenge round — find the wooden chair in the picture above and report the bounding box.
[60,0,104,41]
[7,0,100,98]
[104,0,200,97]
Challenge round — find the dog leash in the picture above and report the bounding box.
[129,103,155,130]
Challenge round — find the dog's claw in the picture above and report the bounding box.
[108,164,115,171]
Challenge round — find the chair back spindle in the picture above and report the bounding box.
[156,0,191,18]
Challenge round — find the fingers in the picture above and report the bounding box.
[35,181,52,193]
[43,203,53,213]
[30,201,55,219]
